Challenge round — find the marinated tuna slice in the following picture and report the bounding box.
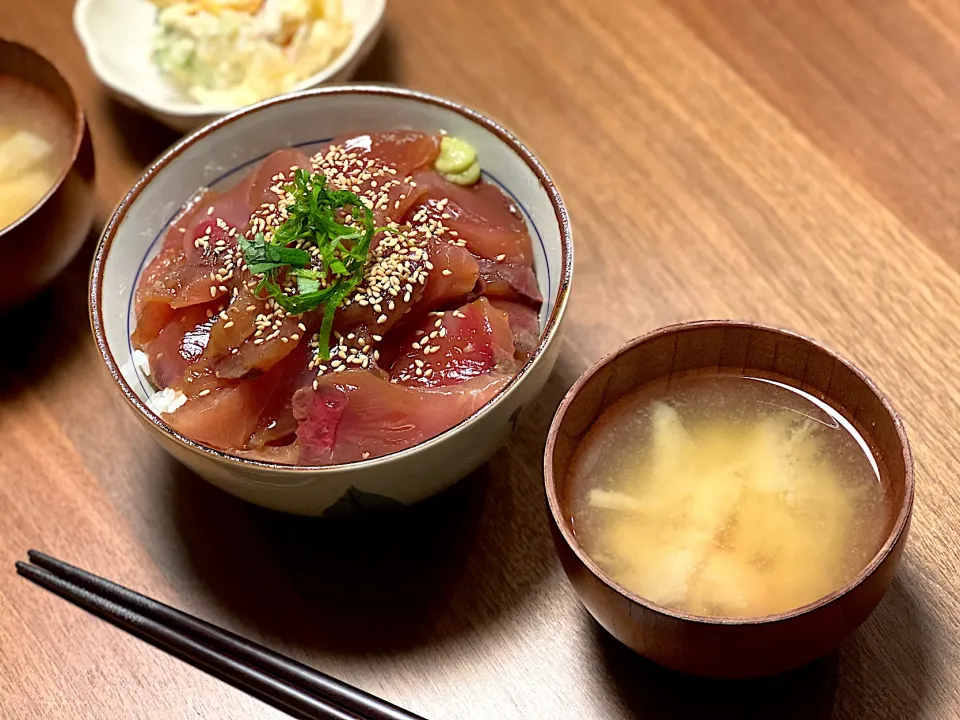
[372,239,482,367]
[313,132,434,225]
[336,228,430,335]
[416,239,480,311]
[165,368,282,450]
[410,171,533,265]
[132,246,221,343]
[389,298,515,388]
[248,411,300,449]
[247,340,316,448]
[337,130,440,177]
[132,292,175,348]
[475,259,543,306]
[204,285,266,359]
[490,300,541,363]
[133,181,252,342]
[181,180,252,257]
[161,189,213,252]
[293,370,508,464]
[142,305,215,390]
[246,148,312,218]
[215,314,306,379]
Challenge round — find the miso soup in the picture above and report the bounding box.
[568,372,889,618]
[0,75,73,230]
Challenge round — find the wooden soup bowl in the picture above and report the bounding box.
[0,39,95,310]
[544,320,914,678]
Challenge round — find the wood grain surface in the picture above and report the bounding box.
[1,1,958,718]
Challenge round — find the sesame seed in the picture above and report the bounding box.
[198,389,211,397]
[496,254,507,262]
[223,321,235,329]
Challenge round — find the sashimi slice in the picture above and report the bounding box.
[132,297,175,348]
[160,189,212,252]
[165,356,290,450]
[215,315,306,379]
[134,180,252,335]
[181,180,251,260]
[247,340,317,448]
[475,259,543,306]
[293,370,508,464]
[409,171,533,265]
[245,148,312,214]
[143,305,215,390]
[389,297,516,387]
[336,232,430,335]
[337,130,440,177]
[313,131,436,225]
[134,249,228,315]
[490,300,541,362]
[416,239,480,311]
[165,381,268,451]
[204,285,265,359]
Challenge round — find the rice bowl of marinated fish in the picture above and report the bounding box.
[90,86,572,515]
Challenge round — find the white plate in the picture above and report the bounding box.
[73,0,386,132]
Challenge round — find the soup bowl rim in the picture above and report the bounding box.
[543,318,914,626]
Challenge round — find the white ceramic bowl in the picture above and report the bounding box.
[90,86,573,516]
[73,0,386,132]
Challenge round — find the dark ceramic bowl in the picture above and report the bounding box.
[0,39,95,310]
[545,320,913,678]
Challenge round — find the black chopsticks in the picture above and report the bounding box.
[16,550,427,720]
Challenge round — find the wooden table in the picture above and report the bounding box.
[2,1,958,717]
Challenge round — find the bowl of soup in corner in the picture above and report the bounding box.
[544,320,913,678]
[90,86,572,516]
[0,39,95,310]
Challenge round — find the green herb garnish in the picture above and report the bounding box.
[240,169,378,360]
